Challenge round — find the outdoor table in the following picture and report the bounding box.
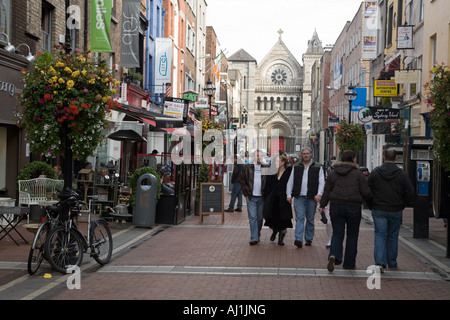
[0,206,30,245]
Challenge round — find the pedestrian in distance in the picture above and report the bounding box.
[225,155,243,213]
[240,149,268,245]
[368,148,415,272]
[319,150,372,272]
[286,146,325,248]
[263,155,293,246]
[148,149,158,169]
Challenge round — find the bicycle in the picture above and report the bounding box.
[44,195,113,274]
[27,203,61,275]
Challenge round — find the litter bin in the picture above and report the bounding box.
[133,173,158,227]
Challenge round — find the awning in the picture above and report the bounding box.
[108,129,147,142]
[112,103,184,128]
[378,57,401,79]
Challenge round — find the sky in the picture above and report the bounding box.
[205,0,364,64]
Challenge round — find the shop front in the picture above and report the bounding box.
[0,49,30,200]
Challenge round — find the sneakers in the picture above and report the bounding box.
[235,208,242,212]
[327,256,335,272]
[294,240,303,248]
[305,240,312,246]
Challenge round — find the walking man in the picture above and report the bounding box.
[225,155,243,212]
[240,150,267,245]
[368,148,415,271]
[286,147,325,248]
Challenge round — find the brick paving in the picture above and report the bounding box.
[1,190,450,304]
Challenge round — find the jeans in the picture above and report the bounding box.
[372,209,402,268]
[228,182,242,209]
[329,204,361,269]
[246,196,264,241]
[293,196,317,243]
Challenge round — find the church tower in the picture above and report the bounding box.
[301,30,324,148]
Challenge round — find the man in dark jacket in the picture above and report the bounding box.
[368,148,415,271]
[319,150,372,271]
[240,150,267,245]
[225,155,243,212]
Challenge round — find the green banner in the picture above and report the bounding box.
[90,0,112,52]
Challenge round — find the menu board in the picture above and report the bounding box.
[200,183,224,223]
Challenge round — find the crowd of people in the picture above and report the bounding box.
[233,147,415,273]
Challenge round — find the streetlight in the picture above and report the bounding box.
[204,80,216,119]
[344,84,357,123]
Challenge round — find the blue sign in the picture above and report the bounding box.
[351,88,367,111]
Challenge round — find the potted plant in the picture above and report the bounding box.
[17,161,56,181]
[424,64,450,172]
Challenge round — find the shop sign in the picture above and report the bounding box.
[369,107,400,119]
[164,97,189,123]
[394,70,420,84]
[374,80,398,97]
[182,90,199,103]
[0,80,17,97]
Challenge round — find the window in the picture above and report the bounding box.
[419,0,424,22]
[408,0,413,25]
[430,34,437,66]
[0,0,11,36]
[387,4,394,47]
[41,2,53,52]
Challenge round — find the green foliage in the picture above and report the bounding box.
[335,121,365,154]
[196,161,211,201]
[128,166,161,207]
[17,161,56,180]
[424,64,450,171]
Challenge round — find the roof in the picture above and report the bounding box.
[228,49,257,62]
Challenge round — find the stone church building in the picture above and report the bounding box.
[228,30,323,154]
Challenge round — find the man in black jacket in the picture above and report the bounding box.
[368,148,415,271]
[225,155,243,212]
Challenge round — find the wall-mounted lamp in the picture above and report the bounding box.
[16,43,35,63]
[0,33,16,53]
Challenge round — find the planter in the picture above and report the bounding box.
[29,205,46,222]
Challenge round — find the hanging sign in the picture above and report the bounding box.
[397,25,414,50]
[121,0,140,67]
[369,107,401,119]
[90,0,113,52]
[374,80,398,97]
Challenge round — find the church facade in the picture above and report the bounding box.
[228,31,323,154]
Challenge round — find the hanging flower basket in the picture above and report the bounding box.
[424,64,450,172]
[335,121,365,154]
[15,46,120,160]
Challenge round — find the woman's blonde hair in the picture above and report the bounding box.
[278,155,290,169]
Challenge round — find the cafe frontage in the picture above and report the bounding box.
[0,48,30,199]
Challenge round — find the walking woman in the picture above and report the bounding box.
[263,155,293,246]
[319,150,372,271]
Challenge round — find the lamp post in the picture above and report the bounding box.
[204,80,216,120]
[344,84,357,123]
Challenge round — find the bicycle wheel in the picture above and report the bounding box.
[45,225,84,274]
[27,222,50,275]
[90,219,113,265]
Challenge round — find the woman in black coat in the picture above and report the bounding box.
[263,155,293,245]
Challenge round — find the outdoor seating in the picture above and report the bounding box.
[18,178,63,222]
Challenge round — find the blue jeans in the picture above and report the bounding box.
[329,204,361,269]
[228,182,242,209]
[372,209,402,268]
[246,196,264,241]
[293,196,317,243]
